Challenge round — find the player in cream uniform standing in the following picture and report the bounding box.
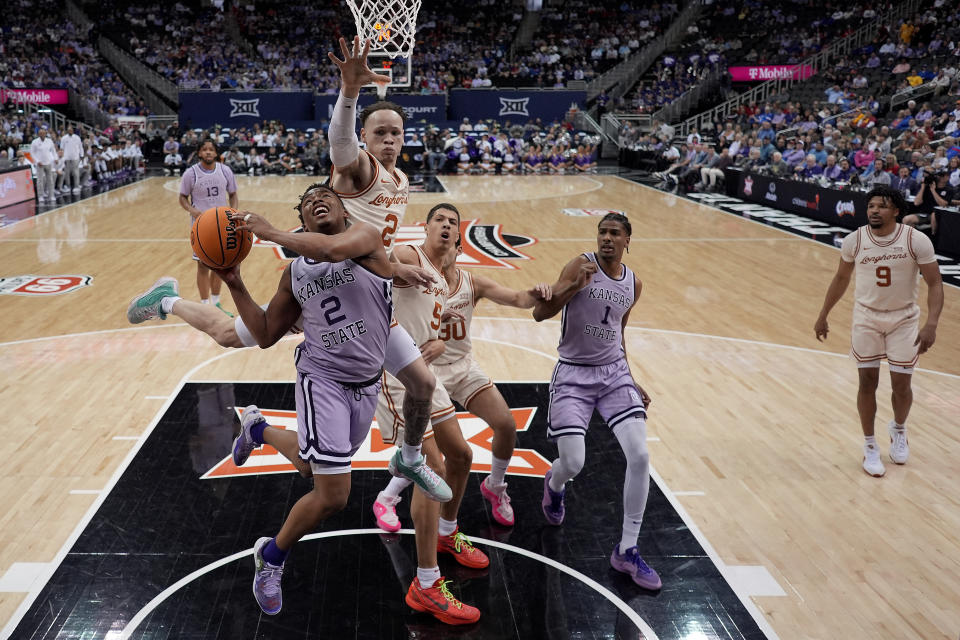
[815,186,943,477]
[373,240,552,528]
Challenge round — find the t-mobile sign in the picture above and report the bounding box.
[728,66,815,82]
[0,89,70,105]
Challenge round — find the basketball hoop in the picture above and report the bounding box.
[344,0,422,98]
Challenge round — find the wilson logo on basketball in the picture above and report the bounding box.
[255,219,537,269]
[0,275,92,296]
[201,406,550,479]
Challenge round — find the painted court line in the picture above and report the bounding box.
[118,529,659,640]
[0,348,246,640]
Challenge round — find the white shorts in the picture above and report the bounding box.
[433,354,494,409]
[375,367,455,445]
[851,303,920,374]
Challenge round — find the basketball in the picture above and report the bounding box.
[190,206,252,269]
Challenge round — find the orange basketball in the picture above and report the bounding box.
[190,207,252,269]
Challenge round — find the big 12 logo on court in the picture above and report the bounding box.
[0,275,93,296]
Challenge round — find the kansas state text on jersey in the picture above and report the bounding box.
[292,257,392,383]
[558,252,635,365]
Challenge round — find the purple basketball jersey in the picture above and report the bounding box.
[291,257,393,383]
[179,162,237,211]
[558,252,635,365]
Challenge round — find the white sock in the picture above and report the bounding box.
[864,435,878,449]
[160,296,180,315]
[891,421,906,431]
[489,455,510,486]
[438,517,457,537]
[620,522,641,554]
[201,299,210,305]
[417,566,441,588]
[401,442,422,465]
[381,476,411,499]
[211,294,220,304]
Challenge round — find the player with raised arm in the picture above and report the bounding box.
[373,240,552,529]
[533,212,661,591]
[126,38,449,503]
[814,186,943,477]
[215,185,393,615]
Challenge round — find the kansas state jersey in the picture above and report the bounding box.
[558,253,635,365]
[435,269,475,365]
[179,162,236,212]
[291,257,393,382]
[333,150,409,252]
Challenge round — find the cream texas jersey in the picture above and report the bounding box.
[840,223,936,311]
[333,149,409,253]
[435,269,476,365]
[391,245,448,347]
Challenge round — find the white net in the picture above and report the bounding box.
[345,0,422,60]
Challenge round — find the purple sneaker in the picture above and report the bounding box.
[610,544,661,590]
[252,537,284,614]
[233,405,264,467]
[541,469,565,525]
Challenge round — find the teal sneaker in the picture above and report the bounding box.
[388,450,452,502]
[127,277,179,324]
[215,302,234,317]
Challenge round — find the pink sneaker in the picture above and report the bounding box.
[480,477,514,526]
[373,491,402,533]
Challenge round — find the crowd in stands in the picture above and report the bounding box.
[156,116,598,178]
[1,0,150,121]
[1,105,147,203]
[618,0,911,116]
[85,0,676,93]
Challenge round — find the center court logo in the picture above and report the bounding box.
[229,98,260,118]
[499,97,530,117]
[201,406,550,479]
[256,219,537,269]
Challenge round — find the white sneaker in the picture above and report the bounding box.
[888,421,909,464]
[862,443,886,477]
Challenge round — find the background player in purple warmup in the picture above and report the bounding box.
[533,212,661,591]
[178,138,238,312]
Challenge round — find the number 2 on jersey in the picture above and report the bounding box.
[382,213,399,248]
[875,266,891,287]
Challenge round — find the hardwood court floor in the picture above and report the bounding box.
[0,174,957,639]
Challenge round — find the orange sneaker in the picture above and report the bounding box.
[405,577,480,625]
[437,528,489,569]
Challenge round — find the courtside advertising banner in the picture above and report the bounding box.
[0,166,36,207]
[448,89,586,124]
[314,94,446,125]
[733,170,869,230]
[0,89,69,104]
[728,66,815,82]
[179,92,315,129]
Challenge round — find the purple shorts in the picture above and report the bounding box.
[547,358,646,440]
[296,370,381,474]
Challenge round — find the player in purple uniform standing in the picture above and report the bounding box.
[178,138,238,315]
[532,212,661,591]
[215,185,395,615]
